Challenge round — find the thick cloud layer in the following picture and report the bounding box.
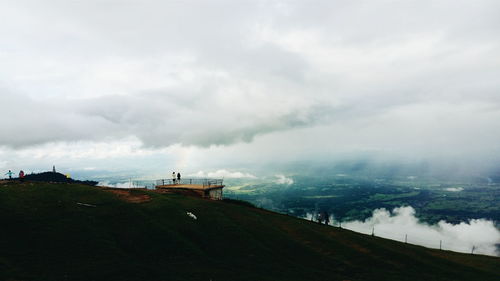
[340,206,500,256]
[1,1,500,154]
[1,0,500,178]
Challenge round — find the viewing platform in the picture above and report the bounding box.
[155,178,225,200]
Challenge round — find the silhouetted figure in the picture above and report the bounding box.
[316,211,330,225]
[323,211,330,225]
[177,172,181,184]
[53,165,56,173]
[5,170,14,179]
[172,172,176,184]
[316,213,323,224]
[19,170,25,181]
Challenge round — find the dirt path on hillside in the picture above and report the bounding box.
[103,188,152,203]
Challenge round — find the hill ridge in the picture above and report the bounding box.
[0,181,498,281]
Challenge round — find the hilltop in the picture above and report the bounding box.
[21,171,98,186]
[0,181,498,281]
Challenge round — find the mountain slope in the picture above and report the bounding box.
[0,181,498,281]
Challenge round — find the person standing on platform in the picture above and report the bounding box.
[177,172,181,184]
[5,170,14,179]
[172,172,176,184]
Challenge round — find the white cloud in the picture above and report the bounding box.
[82,167,97,171]
[445,187,464,192]
[189,169,257,179]
[274,174,294,185]
[98,181,133,188]
[341,206,500,256]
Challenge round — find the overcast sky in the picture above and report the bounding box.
[1,0,500,178]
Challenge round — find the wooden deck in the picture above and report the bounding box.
[156,184,225,200]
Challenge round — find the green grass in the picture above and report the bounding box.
[0,181,498,281]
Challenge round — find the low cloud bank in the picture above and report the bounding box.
[343,207,500,256]
[98,181,133,188]
[305,206,500,256]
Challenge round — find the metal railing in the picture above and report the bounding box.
[155,178,224,188]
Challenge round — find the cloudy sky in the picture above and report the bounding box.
[1,0,500,179]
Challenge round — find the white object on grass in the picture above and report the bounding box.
[186,211,197,220]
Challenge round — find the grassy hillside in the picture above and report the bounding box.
[0,181,498,281]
